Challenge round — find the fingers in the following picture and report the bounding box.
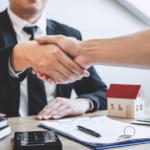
[37,99,59,119]
[41,75,52,84]
[35,64,76,85]
[33,69,75,85]
[44,102,66,118]
[51,104,68,117]
[55,63,82,82]
[38,48,89,84]
[35,35,62,45]
[37,107,72,120]
[36,98,88,120]
[37,72,42,79]
[57,49,89,78]
[41,75,48,81]
[48,78,55,84]
[32,69,38,74]
[37,98,74,120]
[37,105,49,119]
[32,70,56,84]
[38,106,72,120]
[35,35,80,57]
[31,43,90,84]
[52,108,72,119]
[47,69,74,84]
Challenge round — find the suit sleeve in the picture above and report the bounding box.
[0,45,28,88]
[74,66,107,111]
[74,31,107,111]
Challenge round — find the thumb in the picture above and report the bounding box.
[35,35,80,57]
[34,35,61,44]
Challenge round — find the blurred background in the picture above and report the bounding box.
[0,0,150,106]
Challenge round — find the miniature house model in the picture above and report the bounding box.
[105,84,145,119]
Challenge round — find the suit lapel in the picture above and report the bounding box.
[0,10,18,46]
[0,9,20,117]
[46,20,62,36]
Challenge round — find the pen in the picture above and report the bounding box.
[77,126,102,138]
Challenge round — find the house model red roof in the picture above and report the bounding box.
[105,84,141,99]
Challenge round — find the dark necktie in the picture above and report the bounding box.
[23,26,47,115]
[23,26,38,40]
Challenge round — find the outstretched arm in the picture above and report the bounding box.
[35,28,150,71]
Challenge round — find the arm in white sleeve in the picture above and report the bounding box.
[83,98,94,111]
[8,57,25,79]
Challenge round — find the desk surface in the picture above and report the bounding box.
[1,108,150,150]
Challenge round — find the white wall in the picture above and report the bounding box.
[1,0,150,106]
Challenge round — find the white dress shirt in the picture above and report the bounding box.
[7,8,94,117]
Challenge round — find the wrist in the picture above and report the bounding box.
[79,40,95,67]
[76,98,91,112]
[10,42,31,72]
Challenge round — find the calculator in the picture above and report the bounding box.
[13,131,62,150]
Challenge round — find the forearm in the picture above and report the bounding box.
[80,28,150,69]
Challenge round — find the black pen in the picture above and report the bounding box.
[77,126,102,138]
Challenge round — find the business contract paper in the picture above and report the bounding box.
[40,116,150,147]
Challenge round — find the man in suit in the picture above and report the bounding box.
[0,0,107,120]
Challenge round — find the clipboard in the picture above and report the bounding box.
[38,124,150,149]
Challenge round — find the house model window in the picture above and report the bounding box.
[136,105,138,111]
[138,93,140,97]
[118,104,123,111]
[140,104,143,110]
[111,104,115,109]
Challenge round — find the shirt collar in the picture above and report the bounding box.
[7,7,46,34]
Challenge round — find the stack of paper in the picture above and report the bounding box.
[131,116,150,126]
[40,116,150,147]
[131,120,150,125]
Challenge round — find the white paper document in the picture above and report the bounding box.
[40,116,150,146]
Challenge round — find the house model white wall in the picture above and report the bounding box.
[105,84,145,119]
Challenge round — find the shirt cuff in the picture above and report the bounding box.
[8,57,25,79]
[83,98,94,111]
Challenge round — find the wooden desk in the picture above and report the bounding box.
[1,107,150,150]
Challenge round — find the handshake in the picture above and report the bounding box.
[11,28,150,84]
[11,35,93,84]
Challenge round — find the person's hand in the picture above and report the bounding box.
[37,97,91,120]
[33,35,92,82]
[11,41,90,84]
[35,35,91,69]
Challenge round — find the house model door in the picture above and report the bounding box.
[126,105,131,118]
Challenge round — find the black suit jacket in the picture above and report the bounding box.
[0,9,107,117]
